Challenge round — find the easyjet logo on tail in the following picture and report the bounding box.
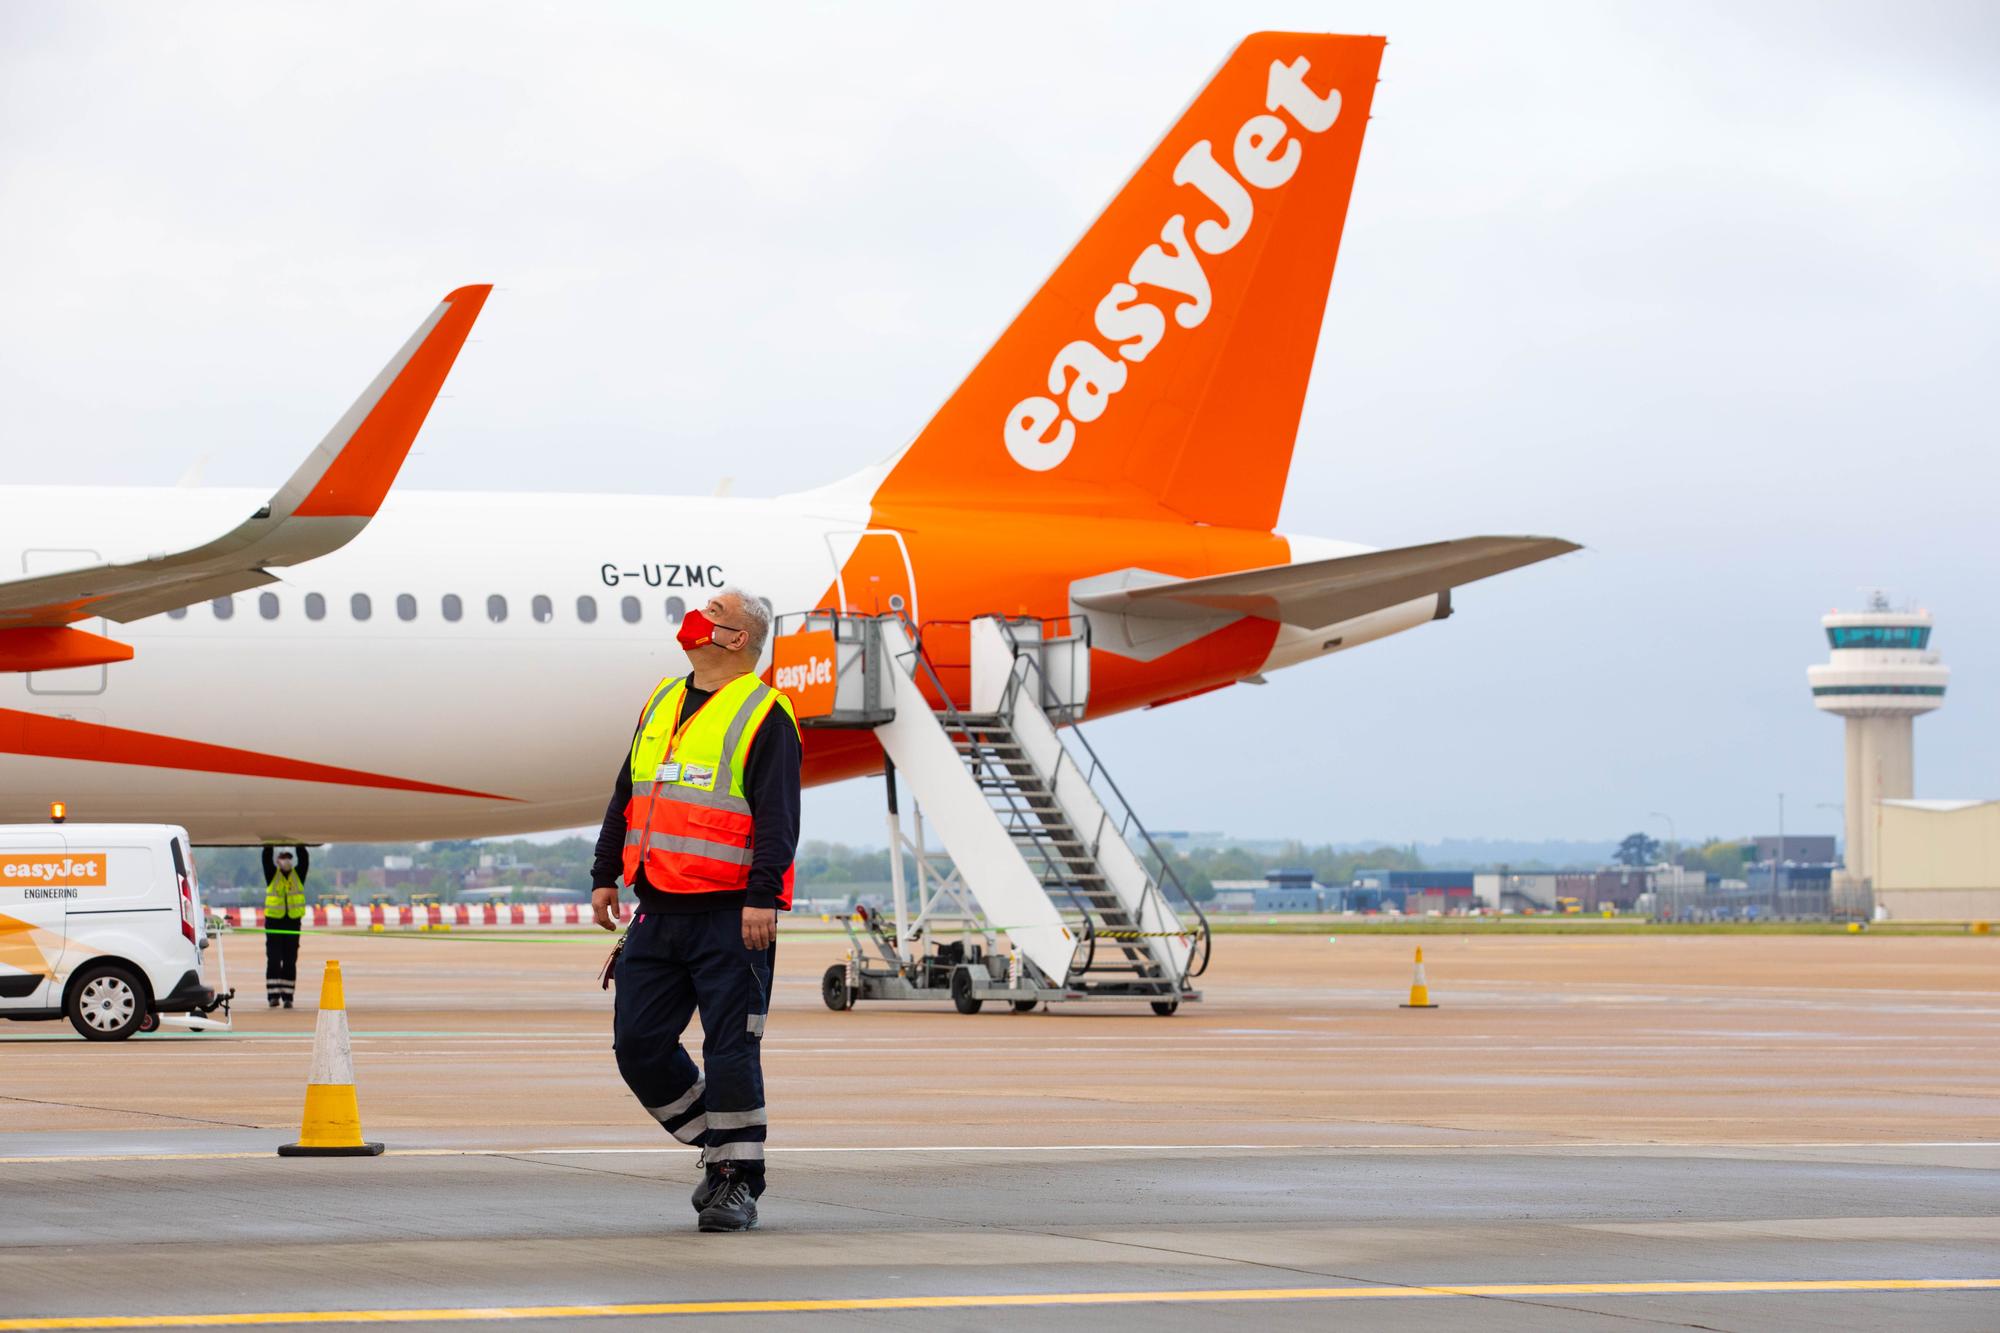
[1004,57,1344,473]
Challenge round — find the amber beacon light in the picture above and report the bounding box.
[49,800,66,824]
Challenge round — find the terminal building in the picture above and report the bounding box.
[1872,799,2000,921]
[1208,870,1330,913]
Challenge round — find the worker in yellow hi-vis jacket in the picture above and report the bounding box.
[262,845,309,1008]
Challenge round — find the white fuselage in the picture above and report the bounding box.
[4,486,861,840]
[0,485,1425,842]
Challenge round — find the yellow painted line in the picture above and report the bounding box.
[1,1280,1995,1329]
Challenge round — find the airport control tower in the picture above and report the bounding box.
[1808,593,1948,893]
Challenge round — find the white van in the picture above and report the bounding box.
[0,823,233,1041]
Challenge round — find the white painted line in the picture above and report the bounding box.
[1,1140,1992,1165]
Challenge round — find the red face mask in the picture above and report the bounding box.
[676,608,741,652]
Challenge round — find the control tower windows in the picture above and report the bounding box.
[1828,626,1930,650]
[1811,685,1946,697]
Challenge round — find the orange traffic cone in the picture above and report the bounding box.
[1400,946,1438,1009]
[277,960,383,1157]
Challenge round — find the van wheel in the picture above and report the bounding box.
[67,965,148,1042]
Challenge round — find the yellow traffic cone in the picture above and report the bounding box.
[1400,946,1438,1009]
[278,960,383,1157]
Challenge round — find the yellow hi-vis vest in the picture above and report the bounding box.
[624,672,799,906]
[265,869,306,919]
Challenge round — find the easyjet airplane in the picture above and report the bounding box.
[0,33,1573,843]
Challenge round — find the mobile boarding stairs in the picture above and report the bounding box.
[782,613,1210,1015]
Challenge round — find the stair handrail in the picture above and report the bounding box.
[984,620,1213,986]
[880,611,1103,981]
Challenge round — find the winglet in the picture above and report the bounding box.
[0,285,494,645]
[286,284,491,518]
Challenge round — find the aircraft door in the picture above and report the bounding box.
[825,530,918,624]
[22,549,110,697]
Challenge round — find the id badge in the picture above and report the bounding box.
[656,762,682,783]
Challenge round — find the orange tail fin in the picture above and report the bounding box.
[871,33,1384,530]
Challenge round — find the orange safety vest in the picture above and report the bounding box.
[622,672,800,908]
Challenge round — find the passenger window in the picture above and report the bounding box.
[442,593,462,622]
[259,592,280,620]
[664,596,684,623]
[397,593,417,622]
[168,606,188,620]
[305,592,326,621]
[532,595,553,624]
[621,595,641,623]
[576,595,598,624]
[488,594,508,623]
[212,596,234,620]
[351,593,372,621]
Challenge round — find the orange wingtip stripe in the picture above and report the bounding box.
[0,708,517,801]
[293,284,493,520]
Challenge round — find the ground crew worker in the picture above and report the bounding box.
[591,586,801,1233]
[262,845,309,1008]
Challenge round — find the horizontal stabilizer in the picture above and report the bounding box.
[1073,536,1580,628]
[0,285,489,632]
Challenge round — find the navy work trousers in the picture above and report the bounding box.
[264,919,300,1003]
[613,907,774,1188]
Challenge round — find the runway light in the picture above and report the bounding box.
[49,801,65,824]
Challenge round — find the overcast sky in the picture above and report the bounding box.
[3,1,1994,848]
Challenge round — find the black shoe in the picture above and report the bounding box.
[268,997,281,1008]
[691,1164,724,1211]
[697,1173,759,1232]
[282,998,293,1009]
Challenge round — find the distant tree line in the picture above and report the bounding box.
[196,832,1760,904]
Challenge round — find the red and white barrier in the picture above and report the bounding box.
[214,903,623,931]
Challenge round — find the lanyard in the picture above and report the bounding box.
[663,681,728,764]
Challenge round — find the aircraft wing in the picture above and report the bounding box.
[1072,536,1580,628]
[0,285,492,629]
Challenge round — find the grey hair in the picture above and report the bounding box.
[718,585,772,657]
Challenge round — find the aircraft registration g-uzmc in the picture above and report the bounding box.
[0,33,1576,844]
